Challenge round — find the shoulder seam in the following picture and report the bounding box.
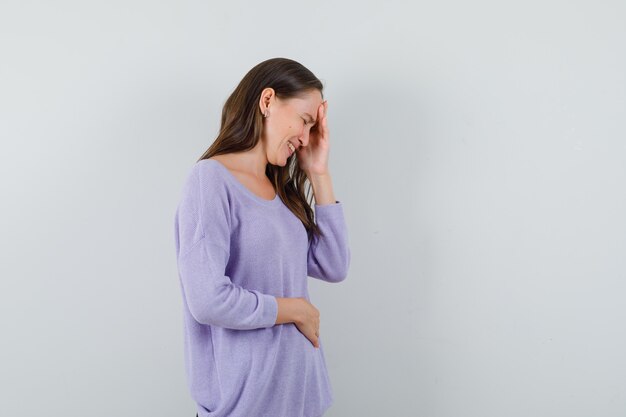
[178,235,230,261]
[194,160,234,247]
[195,162,207,244]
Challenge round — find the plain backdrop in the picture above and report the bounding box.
[1,1,625,416]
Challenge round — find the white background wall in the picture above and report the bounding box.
[1,1,625,416]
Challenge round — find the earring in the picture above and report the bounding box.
[264,110,269,118]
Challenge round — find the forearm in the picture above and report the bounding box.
[309,172,336,205]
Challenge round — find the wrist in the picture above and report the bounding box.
[276,297,303,325]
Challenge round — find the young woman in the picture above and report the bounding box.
[174,57,351,417]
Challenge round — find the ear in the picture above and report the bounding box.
[259,87,275,114]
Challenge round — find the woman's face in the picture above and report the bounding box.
[260,88,323,166]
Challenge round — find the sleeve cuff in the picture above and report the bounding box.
[256,291,278,328]
[314,200,344,218]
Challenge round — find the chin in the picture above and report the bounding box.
[279,153,293,166]
[269,155,288,167]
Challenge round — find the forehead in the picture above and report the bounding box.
[290,90,323,122]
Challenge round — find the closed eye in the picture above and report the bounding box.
[302,116,316,130]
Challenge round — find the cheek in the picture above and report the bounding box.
[267,118,291,138]
[267,114,298,141]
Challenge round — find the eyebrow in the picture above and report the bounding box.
[303,113,317,124]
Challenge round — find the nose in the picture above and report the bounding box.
[298,130,310,148]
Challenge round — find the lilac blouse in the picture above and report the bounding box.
[174,158,351,417]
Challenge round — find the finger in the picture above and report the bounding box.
[321,109,329,136]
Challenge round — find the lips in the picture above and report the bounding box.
[287,141,296,156]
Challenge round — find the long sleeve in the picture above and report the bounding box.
[174,163,278,330]
[175,159,340,417]
[307,200,351,283]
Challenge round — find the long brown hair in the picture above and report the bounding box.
[197,57,325,242]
